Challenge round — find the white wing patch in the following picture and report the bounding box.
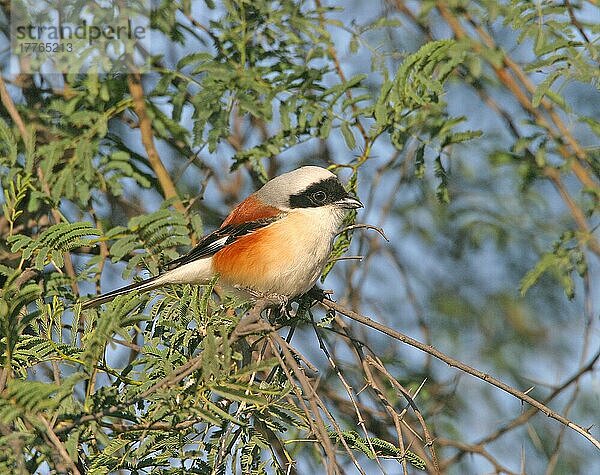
[202,235,229,255]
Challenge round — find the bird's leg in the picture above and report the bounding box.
[262,292,291,322]
[306,286,334,305]
[234,285,291,322]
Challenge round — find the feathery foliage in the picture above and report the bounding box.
[0,0,598,473]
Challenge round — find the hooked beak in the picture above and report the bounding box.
[336,195,363,209]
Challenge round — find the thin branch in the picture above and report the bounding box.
[314,294,600,451]
[0,76,80,308]
[545,168,600,256]
[432,2,600,257]
[267,333,346,475]
[336,224,390,242]
[56,302,273,436]
[127,72,186,213]
[0,75,27,138]
[366,355,440,472]
[39,416,81,475]
[438,2,594,174]
[309,316,385,472]
[437,438,519,475]
[331,311,435,472]
[564,0,591,44]
[445,347,600,467]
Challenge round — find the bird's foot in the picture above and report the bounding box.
[235,285,289,309]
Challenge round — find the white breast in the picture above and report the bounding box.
[265,206,345,296]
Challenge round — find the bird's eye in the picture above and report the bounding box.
[311,191,327,203]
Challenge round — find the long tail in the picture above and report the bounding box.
[81,275,164,309]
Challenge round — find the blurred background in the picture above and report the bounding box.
[1,0,598,473]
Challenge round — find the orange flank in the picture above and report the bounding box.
[212,210,329,297]
[212,224,290,291]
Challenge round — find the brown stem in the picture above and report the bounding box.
[127,73,186,213]
[268,331,345,475]
[315,294,600,451]
[545,168,600,256]
[443,348,600,466]
[0,75,27,138]
[433,2,600,256]
[0,74,75,192]
[464,11,594,169]
[39,416,81,475]
[436,3,597,191]
[366,355,440,472]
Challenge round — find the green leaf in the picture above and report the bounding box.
[532,70,564,108]
[340,122,356,149]
[434,156,450,204]
[443,130,483,146]
[0,118,18,165]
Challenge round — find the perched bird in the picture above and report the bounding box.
[82,166,362,309]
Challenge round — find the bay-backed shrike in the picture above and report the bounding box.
[82,166,362,309]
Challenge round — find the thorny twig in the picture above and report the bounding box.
[313,293,600,451]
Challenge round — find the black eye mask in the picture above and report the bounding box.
[288,177,349,208]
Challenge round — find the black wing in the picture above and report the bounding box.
[164,217,279,270]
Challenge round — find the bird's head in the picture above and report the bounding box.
[255,166,363,212]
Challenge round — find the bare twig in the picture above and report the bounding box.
[444,347,600,467]
[39,416,81,475]
[127,72,186,213]
[329,311,435,472]
[564,0,591,44]
[336,224,389,242]
[0,75,27,138]
[309,315,385,472]
[315,294,600,450]
[366,355,440,472]
[267,333,347,475]
[437,437,519,475]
